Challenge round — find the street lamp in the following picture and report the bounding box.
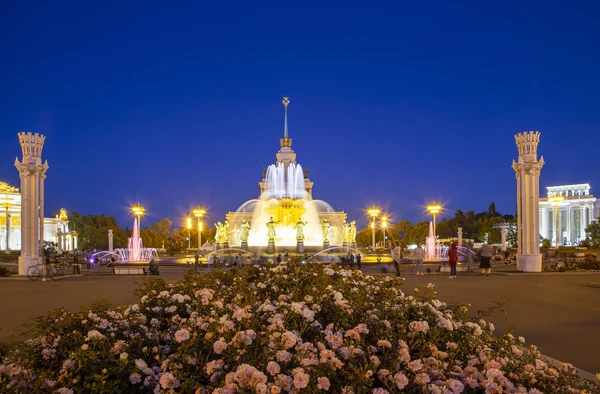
[426,203,442,238]
[186,217,192,250]
[131,204,145,235]
[367,207,380,249]
[549,195,565,248]
[0,197,13,253]
[381,216,388,248]
[192,207,206,249]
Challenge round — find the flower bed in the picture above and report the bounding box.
[1,262,598,393]
[543,256,600,272]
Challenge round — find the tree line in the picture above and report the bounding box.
[68,212,216,253]
[355,202,517,247]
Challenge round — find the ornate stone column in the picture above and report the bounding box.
[108,229,114,252]
[457,227,462,246]
[512,131,544,272]
[14,132,48,276]
[501,226,507,252]
[72,231,79,250]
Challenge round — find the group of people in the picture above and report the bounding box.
[389,242,497,278]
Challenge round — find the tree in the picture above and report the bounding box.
[69,212,128,250]
[585,220,600,248]
[404,221,430,246]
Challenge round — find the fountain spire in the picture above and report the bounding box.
[280,97,292,148]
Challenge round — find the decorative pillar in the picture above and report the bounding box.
[512,131,544,272]
[57,228,63,254]
[500,226,507,252]
[14,132,48,276]
[540,208,548,241]
[72,231,78,250]
[108,229,114,252]
[457,227,462,246]
[566,206,571,246]
[3,203,10,253]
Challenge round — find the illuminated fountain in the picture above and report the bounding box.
[425,221,441,260]
[98,217,158,262]
[225,98,347,250]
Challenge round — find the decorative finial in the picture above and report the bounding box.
[280,96,292,147]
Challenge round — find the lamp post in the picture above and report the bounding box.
[549,195,565,248]
[131,204,145,235]
[186,217,192,250]
[426,203,442,238]
[192,207,205,249]
[367,207,380,249]
[381,216,388,249]
[1,197,13,253]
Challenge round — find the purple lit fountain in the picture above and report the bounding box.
[112,218,157,262]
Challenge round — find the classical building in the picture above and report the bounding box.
[0,181,78,252]
[539,184,599,246]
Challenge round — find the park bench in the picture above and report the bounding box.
[113,267,146,275]
[439,264,471,273]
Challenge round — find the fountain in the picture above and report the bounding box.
[108,218,158,262]
[224,98,348,251]
[425,221,440,260]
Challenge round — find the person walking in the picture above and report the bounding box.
[413,244,425,275]
[356,253,362,270]
[448,243,458,278]
[391,242,402,277]
[479,242,494,275]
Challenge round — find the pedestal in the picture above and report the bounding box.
[323,240,330,250]
[223,242,229,249]
[517,254,542,272]
[241,241,248,251]
[342,241,349,252]
[297,240,304,253]
[267,240,275,254]
[19,256,38,277]
[351,242,357,249]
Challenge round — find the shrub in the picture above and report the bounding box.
[0,262,596,393]
[0,266,12,277]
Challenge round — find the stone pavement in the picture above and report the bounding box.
[0,267,598,373]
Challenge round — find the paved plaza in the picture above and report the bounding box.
[1,267,599,373]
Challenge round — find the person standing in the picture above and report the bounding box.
[413,244,425,275]
[448,243,458,278]
[391,242,402,277]
[356,253,362,270]
[479,243,494,275]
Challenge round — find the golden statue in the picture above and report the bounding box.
[240,219,250,243]
[223,219,230,244]
[295,219,307,241]
[350,220,357,242]
[215,222,223,243]
[321,218,331,243]
[266,216,278,242]
[342,220,351,243]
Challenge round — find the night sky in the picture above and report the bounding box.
[1,1,599,229]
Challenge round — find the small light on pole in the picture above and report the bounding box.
[131,204,146,235]
[426,203,442,238]
[192,207,206,249]
[367,207,380,249]
[381,216,388,249]
[186,217,192,250]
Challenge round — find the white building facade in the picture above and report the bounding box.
[0,181,77,252]
[539,184,600,246]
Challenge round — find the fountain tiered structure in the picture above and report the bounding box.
[225,98,347,251]
[112,218,157,262]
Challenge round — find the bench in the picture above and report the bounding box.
[113,267,146,275]
[439,265,471,273]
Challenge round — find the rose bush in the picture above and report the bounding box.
[0,261,598,393]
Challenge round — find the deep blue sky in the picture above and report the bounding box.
[1,1,599,229]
